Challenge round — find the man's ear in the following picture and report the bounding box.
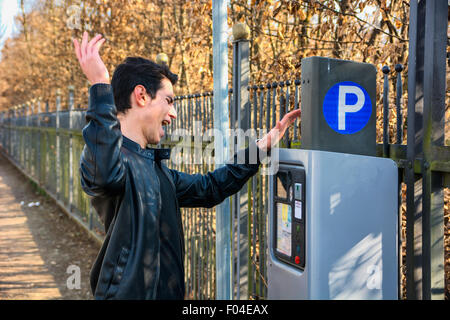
[133,85,148,107]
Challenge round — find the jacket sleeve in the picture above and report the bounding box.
[169,140,263,208]
[79,84,126,197]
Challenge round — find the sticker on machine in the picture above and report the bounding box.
[295,200,302,220]
[276,203,292,256]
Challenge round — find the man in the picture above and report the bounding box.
[73,32,300,300]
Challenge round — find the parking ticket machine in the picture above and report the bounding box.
[266,57,399,299]
[267,149,398,300]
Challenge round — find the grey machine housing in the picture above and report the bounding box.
[267,148,398,299]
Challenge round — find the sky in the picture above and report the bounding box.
[0,0,20,51]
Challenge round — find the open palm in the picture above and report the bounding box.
[73,31,110,85]
[257,109,301,152]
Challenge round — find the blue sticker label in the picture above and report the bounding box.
[323,81,372,134]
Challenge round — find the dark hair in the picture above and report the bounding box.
[111,57,178,114]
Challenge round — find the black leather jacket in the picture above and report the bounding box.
[80,84,262,299]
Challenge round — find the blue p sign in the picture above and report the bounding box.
[323,81,372,135]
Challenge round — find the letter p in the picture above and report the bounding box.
[338,85,365,131]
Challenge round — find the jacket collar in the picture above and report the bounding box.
[122,135,171,161]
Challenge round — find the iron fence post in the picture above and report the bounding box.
[284,81,291,148]
[382,65,390,158]
[251,85,258,299]
[13,107,16,160]
[31,100,35,178]
[271,82,277,128]
[395,64,404,144]
[406,0,446,300]
[56,88,61,200]
[421,0,446,300]
[68,85,74,213]
[25,103,29,173]
[0,111,4,150]
[232,35,250,300]
[37,98,41,185]
[405,0,419,299]
[6,108,11,161]
[293,80,300,142]
[20,104,24,169]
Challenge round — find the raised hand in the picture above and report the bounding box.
[73,31,110,85]
[256,108,301,152]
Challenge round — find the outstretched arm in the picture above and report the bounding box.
[171,109,301,208]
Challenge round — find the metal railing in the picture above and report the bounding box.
[1,58,448,299]
[0,95,105,240]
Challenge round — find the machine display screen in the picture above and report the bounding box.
[276,202,292,256]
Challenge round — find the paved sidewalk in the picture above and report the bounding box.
[0,153,100,299]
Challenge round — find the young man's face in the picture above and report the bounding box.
[141,78,176,145]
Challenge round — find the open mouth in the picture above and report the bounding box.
[159,120,170,138]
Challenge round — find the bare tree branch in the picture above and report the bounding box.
[306,0,407,42]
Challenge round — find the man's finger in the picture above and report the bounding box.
[81,31,88,58]
[285,109,301,121]
[287,109,301,124]
[73,38,81,62]
[92,37,105,55]
[280,109,301,127]
[88,34,103,55]
[290,109,301,116]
